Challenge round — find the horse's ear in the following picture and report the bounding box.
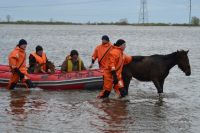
[186,50,189,54]
[177,50,179,53]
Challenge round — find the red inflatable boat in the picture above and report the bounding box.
[0,64,103,90]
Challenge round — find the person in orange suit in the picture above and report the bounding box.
[28,45,48,73]
[7,39,34,90]
[98,39,133,98]
[89,35,113,69]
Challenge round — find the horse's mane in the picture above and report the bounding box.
[145,51,178,61]
[131,50,186,63]
[162,51,178,60]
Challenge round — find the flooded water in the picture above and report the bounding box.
[0,24,200,133]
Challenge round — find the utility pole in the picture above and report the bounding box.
[189,0,192,25]
[138,0,148,24]
[6,15,11,23]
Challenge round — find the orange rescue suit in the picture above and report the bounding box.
[31,52,47,71]
[8,46,29,89]
[99,46,132,97]
[92,42,113,69]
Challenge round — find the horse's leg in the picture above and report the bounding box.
[122,66,132,96]
[153,80,163,94]
[159,79,165,93]
[123,77,131,95]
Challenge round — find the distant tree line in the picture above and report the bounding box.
[191,16,200,26]
[0,15,199,26]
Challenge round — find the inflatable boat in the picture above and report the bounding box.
[0,64,103,90]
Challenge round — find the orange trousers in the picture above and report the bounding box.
[98,71,124,98]
[7,73,29,90]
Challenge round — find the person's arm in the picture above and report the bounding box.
[29,54,36,66]
[9,51,19,69]
[28,54,37,73]
[89,46,98,68]
[108,51,119,85]
[61,60,67,72]
[124,54,133,65]
[45,57,49,72]
[9,52,24,80]
[81,61,86,70]
[9,56,17,69]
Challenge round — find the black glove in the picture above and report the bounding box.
[89,59,95,68]
[14,68,24,80]
[111,70,118,85]
[25,79,35,88]
[91,59,95,64]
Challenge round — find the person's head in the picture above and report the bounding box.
[70,50,79,62]
[101,35,109,44]
[36,45,43,56]
[17,39,27,50]
[114,39,126,51]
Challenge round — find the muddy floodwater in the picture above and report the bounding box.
[0,25,200,133]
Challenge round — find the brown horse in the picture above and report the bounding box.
[34,60,55,74]
[122,50,191,95]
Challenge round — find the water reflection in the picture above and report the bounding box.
[91,99,133,133]
[155,96,164,106]
[9,90,30,120]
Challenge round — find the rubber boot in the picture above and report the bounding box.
[124,87,128,96]
[8,83,17,90]
[98,90,111,99]
[119,87,126,98]
[25,79,34,88]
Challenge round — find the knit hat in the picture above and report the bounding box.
[102,35,109,41]
[36,45,43,52]
[114,39,126,47]
[18,39,27,46]
[70,50,79,56]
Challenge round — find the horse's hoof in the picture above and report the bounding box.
[158,93,164,99]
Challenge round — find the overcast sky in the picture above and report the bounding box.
[0,0,199,23]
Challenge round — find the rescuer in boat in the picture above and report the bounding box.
[61,50,86,72]
[28,45,51,73]
[97,39,133,98]
[7,39,34,90]
[89,35,113,69]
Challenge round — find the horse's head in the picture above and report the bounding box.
[46,61,55,74]
[177,50,191,76]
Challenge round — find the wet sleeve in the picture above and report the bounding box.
[29,54,36,66]
[92,46,98,61]
[124,54,132,65]
[9,52,18,69]
[108,51,117,71]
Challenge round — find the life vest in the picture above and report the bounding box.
[66,56,82,72]
[31,52,47,71]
